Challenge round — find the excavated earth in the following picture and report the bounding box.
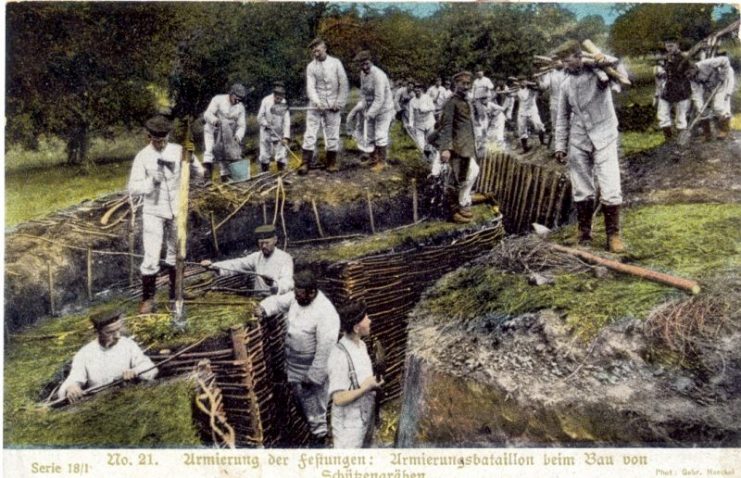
[398,133,741,447]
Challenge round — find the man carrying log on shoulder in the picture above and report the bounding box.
[200,224,294,296]
[553,40,626,254]
[57,310,158,404]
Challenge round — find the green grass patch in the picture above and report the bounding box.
[4,293,256,447]
[419,203,740,340]
[620,131,666,155]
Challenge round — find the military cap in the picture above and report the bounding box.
[230,83,247,100]
[308,38,326,49]
[353,50,372,62]
[338,300,368,333]
[273,80,285,88]
[90,309,124,329]
[662,32,681,43]
[145,115,172,137]
[254,224,277,240]
[294,269,317,289]
[552,39,582,60]
[452,71,473,82]
[273,85,286,95]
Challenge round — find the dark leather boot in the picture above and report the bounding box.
[298,149,312,176]
[260,162,270,173]
[662,127,673,141]
[325,150,339,173]
[538,130,546,146]
[603,204,626,253]
[575,200,594,245]
[520,138,530,153]
[202,163,213,186]
[701,119,713,142]
[717,117,730,140]
[371,146,386,172]
[138,274,157,314]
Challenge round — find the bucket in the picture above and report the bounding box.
[228,159,251,182]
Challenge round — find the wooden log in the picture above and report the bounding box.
[311,199,325,238]
[411,178,419,223]
[366,190,376,234]
[86,248,93,301]
[582,39,631,86]
[550,244,701,295]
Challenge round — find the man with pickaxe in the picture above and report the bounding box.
[128,115,203,314]
[200,224,294,296]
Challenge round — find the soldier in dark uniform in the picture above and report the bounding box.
[436,71,481,224]
[657,34,693,141]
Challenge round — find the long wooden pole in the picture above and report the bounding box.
[174,118,194,324]
[550,244,701,295]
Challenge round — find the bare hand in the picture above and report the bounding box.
[200,259,213,269]
[440,150,451,163]
[360,375,383,391]
[122,369,137,381]
[253,304,266,319]
[554,151,567,165]
[65,384,84,403]
[281,138,290,146]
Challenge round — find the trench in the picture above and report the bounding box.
[7,150,574,447]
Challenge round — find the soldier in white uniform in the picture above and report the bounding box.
[687,54,735,141]
[472,68,495,148]
[300,38,349,175]
[553,40,625,254]
[256,269,340,447]
[346,98,373,154]
[515,77,546,152]
[538,65,567,148]
[426,77,447,118]
[58,311,158,403]
[128,116,203,314]
[328,301,384,448]
[202,83,247,183]
[355,50,395,173]
[200,224,293,295]
[257,85,291,172]
[484,97,508,150]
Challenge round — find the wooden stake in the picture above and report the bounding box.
[210,212,220,254]
[230,326,265,447]
[128,195,136,287]
[47,261,55,316]
[311,198,325,238]
[411,178,419,223]
[366,190,376,234]
[86,248,93,301]
[262,202,267,225]
[544,171,560,227]
[534,169,549,224]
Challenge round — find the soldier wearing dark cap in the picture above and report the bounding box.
[57,310,158,403]
[257,84,291,172]
[201,224,294,295]
[300,38,349,175]
[657,34,692,141]
[436,70,481,224]
[128,115,203,314]
[553,40,626,254]
[328,300,384,448]
[203,83,248,183]
[354,50,395,173]
[256,269,340,446]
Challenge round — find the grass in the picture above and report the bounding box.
[620,131,666,155]
[4,292,257,447]
[419,203,740,340]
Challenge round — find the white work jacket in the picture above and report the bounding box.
[306,55,349,110]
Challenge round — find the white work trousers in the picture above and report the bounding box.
[140,213,177,276]
[517,112,545,139]
[451,156,480,208]
[291,381,329,438]
[365,110,394,148]
[568,140,622,206]
[486,115,506,148]
[202,124,231,176]
[259,135,288,165]
[302,110,341,152]
[657,98,690,129]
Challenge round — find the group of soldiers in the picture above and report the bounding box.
[56,33,736,448]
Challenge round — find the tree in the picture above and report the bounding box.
[609,4,715,56]
[6,3,179,165]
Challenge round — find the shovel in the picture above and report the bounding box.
[173,118,195,330]
[677,81,723,147]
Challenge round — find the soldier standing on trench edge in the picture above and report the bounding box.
[553,40,626,254]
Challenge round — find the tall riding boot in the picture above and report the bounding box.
[700,119,713,142]
[138,274,158,314]
[603,204,626,253]
[260,162,270,173]
[277,161,286,171]
[202,163,213,186]
[371,146,386,172]
[538,130,546,146]
[717,117,731,140]
[662,127,673,141]
[298,149,312,176]
[325,150,339,173]
[574,200,594,245]
[166,264,178,301]
[520,138,530,153]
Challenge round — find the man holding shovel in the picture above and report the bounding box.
[202,83,247,184]
[257,85,291,172]
[553,40,626,254]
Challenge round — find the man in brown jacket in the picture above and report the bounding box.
[436,71,481,224]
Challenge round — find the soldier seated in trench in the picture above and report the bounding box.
[57,310,158,403]
[200,224,294,296]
